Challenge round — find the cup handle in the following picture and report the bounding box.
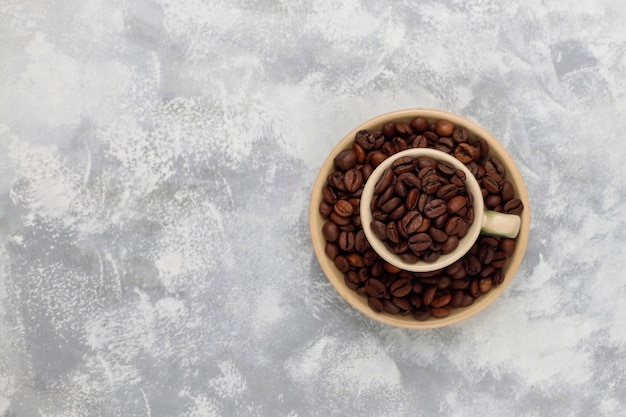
[481,211,521,238]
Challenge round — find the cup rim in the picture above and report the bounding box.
[360,148,484,272]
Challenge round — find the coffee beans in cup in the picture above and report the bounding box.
[369,155,474,264]
[319,117,524,320]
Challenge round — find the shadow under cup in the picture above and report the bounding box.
[360,148,521,273]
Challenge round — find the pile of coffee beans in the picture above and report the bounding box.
[369,155,474,264]
[319,117,524,320]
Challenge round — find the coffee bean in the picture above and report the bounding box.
[334,149,357,171]
[369,151,387,167]
[500,238,516,256]
[344,168,364,192]
[322,221,340,242]
[392,156,416,175]
[355,130,377,150]
[422,286,437,306]
[386,222,401,244]
[334,199,353,217]
[401,211,424,234]
[329,211,351,226]
[501,180,514,202]
[392,297,412,314]
[405,188,419,210]
[346,253,364,268]
[431,293,452,308]
[334,255,350,273]
[395,122,413,137]
[325,242,340,260]
[504,198,524,215]
[353,142,366,163]
[444,216,465,236]
[368,297,384,312]
[408,233,432,253]
[430,306,451,318]
[447,195,467,214]
[381,197,402,213]
[424,199,447,218]
[338,231,355,251]
[374,168,394,194]
[479,277,492,293]
[410,117,430,133]
[441,236,459,254]
[464,255,481,276]
[382,122,397,138]
[390,278,412,297]
[437,183,459,200]
[452,127,470,143]
[491,251,509,268]
[435,119,454,137]
[377,185,395,208]
[482,174,501,194]
[389,204,407,221]
[370,220,387,240]
[319,201,332,217]
[454,143,475,164]
[422,174,443,194]
[365,279,387,298]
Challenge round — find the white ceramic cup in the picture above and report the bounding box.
[360,148,521,273]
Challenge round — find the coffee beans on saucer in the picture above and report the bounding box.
[319,117,524,320]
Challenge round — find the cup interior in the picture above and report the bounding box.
[360,148,484,272]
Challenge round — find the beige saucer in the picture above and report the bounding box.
[309,109,530,329]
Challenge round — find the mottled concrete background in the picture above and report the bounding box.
[2,1,626,416]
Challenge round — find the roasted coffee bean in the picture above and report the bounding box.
[405,188,419,210]
[370,220,387,240]
[390,278,412,297]
[322,221,340,242]
[447,195,467,214]
[444,216,465,236]
[479,277,492,293]
[383,262,402,274]
[501,180,514,202]
[423,131,439,146]
[381,197,402,213]
[410,116,430,133]
[504,198,524,215]
[334,200,353,217]
[469,279,481,297]
[431,293,452,308]
[423,250,441,263]
[491,251,509,268]
[389,204,407,221]
[344,168,364,192]
[365,279,387,298]
[485,194,502,209]
[355,130,378,150]
[399,252,419,263]
[412,308,431,321]
[334,255,350,273]
[430,306,451,318]
[435,119,454,137]
[382,122,397,138]
[482,174,501,194]
[368,297,384,312]
[451,279,469,289]
[401,211,424,234]
[486,157,505,176]
[408,233,432,253]
[394,179,408,199]
[428,227,448,243]
[361,164,374,180]
[353,143,366,163]
[338,231,355,251]
[441,236,459,254]
[319,201,333,217]
[436,137,454,153]
[329,211,351,226]
[346,253,364,268]
[454,143,475,163]
[492,269,505,285]
[464,255,481,276]
[422,174,443,194]
[423,199,447,218]
[354,230,370,253]
[381,299,400,314]
[374,168,394,194]
[422,286,437,306]
[437,275,452,290]
[500,238,516,256]
[328,171,346,190]
[377,185,396,208]
[437,183,458,200]
[334,149,357,171]
[453,127,470,143]
[369,151,387,167]
[395,122,412,137]
[392,156,416,175]
[478,245,494,265]
[398,172,421,188]
[325,243,340,260]
[386,222,400,244]
[392,297,412,314]
[322,185,337,204]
